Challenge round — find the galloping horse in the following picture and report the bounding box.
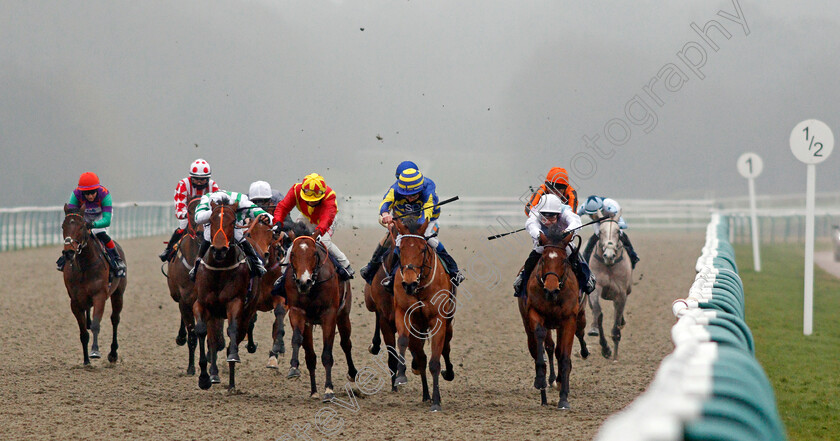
[284,232,357,402]
[244,219,288,369]
[61,205,127,365]
[392,218,456,412]
[587,218,632,360]
[363,235,408,391]
[518,225,589,409]
[193,200,259,391]
[165,197,203,375]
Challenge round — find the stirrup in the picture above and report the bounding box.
[451,271,465,286]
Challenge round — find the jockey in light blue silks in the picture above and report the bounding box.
[513,194,596,297]
[360,161,465,289]
[577,195,639,269]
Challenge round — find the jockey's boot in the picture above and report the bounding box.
[513,250,541,297]
[360,244,388,284]
[271,271,287,298]
[341,264,355,280]
[382,247,400,293]
[56,255,66,271]
[239,240,267,278]
[106,247,126,278]
[620,232,640,269]
[435,242,465,286]
[189,238,210,281]
[159,228,185,262]
[583,233,598,263]
[571,253,596,294]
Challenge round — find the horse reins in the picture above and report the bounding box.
[537,244,569,289]
[397,234,437,291]
[289,235,332,285]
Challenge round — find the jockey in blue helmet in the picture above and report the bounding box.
[577,195,639,269]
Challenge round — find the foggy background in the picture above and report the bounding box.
[1,0,838,208]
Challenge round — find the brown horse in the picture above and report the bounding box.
[61,205,127,365]
[363,235,408,391]
[193,200,259,391]
[166,197,203,375]
[284,234,358,402]
[244,219,288,369]
[391,218,456,412]
[518,225,589,409]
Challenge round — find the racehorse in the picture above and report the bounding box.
[61,205,127,365]
[165,197,203,375]
[284,232,358,402]
[518,224,589,409]
[363,235,408,391]
[391,218,456,412]
[193,200,259,391]
[244,218,288,369]
[587,218,632,360]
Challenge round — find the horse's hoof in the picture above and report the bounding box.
[247,343,257,354]
[227,386,238,395]
[227,353,241,363]
[442,370,454,381]
[581,348,590,360]
[198,373,212,390]
[395,375,408,385]
[411,368,421,375]
[175,335,187,346]
[557,400,571,410]
[430,404,442,412]
[107,353,118,363]
[210,374,221,384]
[601,347,612,359]
[368,344,380,355]
[587,329,599,336]
[266,356,279,369]
[186,366,196,376]
[551,380,559,389]
[346,374,355,384]
[310,392,320,400]
[322,390,335,403]
[89,350,101,359]
[287,367,301,379]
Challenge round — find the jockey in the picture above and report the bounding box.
[577,195,639,269]
[188,190,272,280]
[364,165,465,288]
[159,159,220,262]
[271,173,355,281]
[525,167,579,214]
[513,193,595,297]
[57,172,126,277]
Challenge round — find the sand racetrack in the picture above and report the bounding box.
[1,228,702,441]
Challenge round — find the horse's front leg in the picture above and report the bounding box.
[304,324,318,399]
[246,313,257,354]
[380,318,403,391]
[408,334,429,404]
[393,304,412,388]
[269,301,287,362]
[528,310,548,406]
[226,298,244,363]
[89,293,108,360]
[320,312,338,402]
[544,331,557,388]
[286,310,305,380]
[193,302,211,390]
[70,301,90,365]
[428,316,447,412]
[108,287,124,363]
[588,285,603,336]
[612,294,627,361]
[208,319,222,384]
[556,316,577,410]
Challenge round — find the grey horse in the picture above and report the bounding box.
[587,218,632,360]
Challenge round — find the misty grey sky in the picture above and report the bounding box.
[1,0,838,208]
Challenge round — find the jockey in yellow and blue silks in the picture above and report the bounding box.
[360,163,465,287]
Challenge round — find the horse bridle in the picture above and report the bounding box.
[538,244,569,289]
[289,235,330,286]
[63,213,91,257]
[398,234,436,291]
[597,219,625,265]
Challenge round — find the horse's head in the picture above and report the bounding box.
[208,200,238,260]
[598,218,623,266]
[61,204,90,260]
[186,197,202,236]
[288,235,322,295]
[538,224,574,302]
[245,217,276,262]
[393,217,430,296]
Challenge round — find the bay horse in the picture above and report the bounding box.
[193,200,259,391]
[165,197,203,375]
[284,232,357,402]
[61,204,126,365]
[587,218,632,360]
[244,219,288,369]
[391,218,456,412]
[518,224,589,409]
[363,235,408,391]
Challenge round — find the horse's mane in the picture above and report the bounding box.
[403,216,424,235]
[544,223,569,245]
[282,219,313,237]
